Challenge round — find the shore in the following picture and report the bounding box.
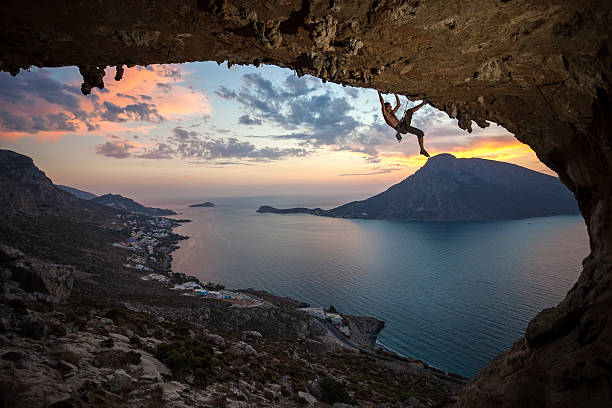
[163,211,471,383]
[1,204,469,407]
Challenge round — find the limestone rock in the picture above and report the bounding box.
[16,315,48,340]
[205,333,226,348]
[298,391,318,405]
[306,378,323,401]
[241,330,262,344]
[232,341,257,355]
[0,243,23,262]
[107,369,135,393]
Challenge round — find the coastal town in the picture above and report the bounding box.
[109,212,361,342]
[111,213,186,274]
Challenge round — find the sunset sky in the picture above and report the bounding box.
[0,62,551,205]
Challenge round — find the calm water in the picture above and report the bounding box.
[169,195,589,377]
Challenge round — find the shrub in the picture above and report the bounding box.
[325,304,338,314]
[156,336,219,385]
[319,376,351,404]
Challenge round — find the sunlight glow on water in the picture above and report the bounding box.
[170,196,589,377]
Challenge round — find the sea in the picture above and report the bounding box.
[168,195,589,378]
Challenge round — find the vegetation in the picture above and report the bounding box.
[156,336,220,385]
[319,376,352,404]
[325,304,338,314]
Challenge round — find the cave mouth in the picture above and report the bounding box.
[1,59,590,379]
[1,0,610,405]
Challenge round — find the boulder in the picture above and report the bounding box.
[306,378,323,401]
[232,341,257,355]
[0,243,23,262]
[241,330,262,344]
[297,391,318,405]
[16,315,48,340]
[10,262,75,303]
[107,369,135,393]
[205,333,226,348]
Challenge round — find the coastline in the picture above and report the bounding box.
[165,211,471,382]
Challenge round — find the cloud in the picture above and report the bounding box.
[156,82,172,93]
[0,70,81,110]
[238,114,262,125]
[95,141,136,158]
[0,110,79,133]
[137,143,175,159]
[99,101,164,123]
[214,86,237,99]
[116,92,138,102]
[0,66,190,139]
[344,87,360,98]
[168,127,308,162]
[339,168,398,176]
[222,72,363,148]
[97,127,309,163]
[157,65,182,80]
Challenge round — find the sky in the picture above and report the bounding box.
[0,62,552,205]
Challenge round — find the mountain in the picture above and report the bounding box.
[259,154,580,221]
[0,150,122,261]
[189,202,215,208]
[92,194,176,216]
[56,185,98,200]
[0,149,85,217]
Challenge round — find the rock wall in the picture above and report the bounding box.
[1,1,611,405]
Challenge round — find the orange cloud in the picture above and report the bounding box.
[0,65,210,141]
[99,66,211,118]
[378,136,554,175]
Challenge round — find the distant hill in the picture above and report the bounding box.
[92,194,176,216]
[189,202,215,208]
[258,154,580,221]
[56,185,98,200]
[256,205,325,215]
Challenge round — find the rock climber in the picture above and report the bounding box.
[378,91,429,157]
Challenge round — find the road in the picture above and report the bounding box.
[313,317,362,352]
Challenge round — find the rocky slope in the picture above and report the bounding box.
[261,154,579,221]
[1,2,611,405]
[92,194,176,216]
[56,185,98,200]
[0,149,82,216]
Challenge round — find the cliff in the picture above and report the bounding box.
[0,149,81,216]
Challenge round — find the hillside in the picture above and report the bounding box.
[56,185,98,200]
[92,194,176,216]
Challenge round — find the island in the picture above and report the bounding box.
[257,154,579,221]
[189,201,215,208]
[256,205,326,215]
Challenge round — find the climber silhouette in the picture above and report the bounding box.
[378,91,429,157]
